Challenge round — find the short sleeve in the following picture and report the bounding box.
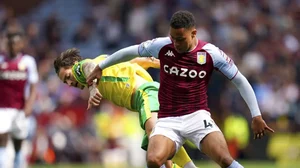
[22,55,38,84]
[203,43,238,80]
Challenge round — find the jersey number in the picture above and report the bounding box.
[204,120,213,128]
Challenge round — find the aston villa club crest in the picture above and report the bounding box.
[197,52,206,65]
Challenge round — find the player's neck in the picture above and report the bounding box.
[8,52,22,59]
[188,37,198,52]
[8,53,15,59]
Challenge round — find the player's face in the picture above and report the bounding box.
[6,36,25,54]
[12,37,25,53]
[170,27,197,53]
[58,67,85,90]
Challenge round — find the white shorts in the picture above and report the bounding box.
[150,110,221,152]
[0,108,29,139]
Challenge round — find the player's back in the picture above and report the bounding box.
[0,54,28,109]
[73,55,153,110]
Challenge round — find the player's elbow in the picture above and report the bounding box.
[231,71,246,86]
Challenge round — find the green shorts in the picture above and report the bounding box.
[131,81,159,150]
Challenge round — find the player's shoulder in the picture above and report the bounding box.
[202,43,220,53]
[201,43,225,60]
[82,58,93,63]
[22,54,36,61]
[139,37,172,58]
[153,37,172,44]
[141,37,172,49]
[92,54,108,63]
[95,54,108,60]
[20,54,37,67]
[202,43,236,70]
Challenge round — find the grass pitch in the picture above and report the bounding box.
[31,160,300,168]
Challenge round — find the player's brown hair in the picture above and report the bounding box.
[53,48,83,74]
[170,10,196,29]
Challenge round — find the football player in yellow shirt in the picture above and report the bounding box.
[53,48,198,168]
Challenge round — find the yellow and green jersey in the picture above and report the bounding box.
[72,55,153,110]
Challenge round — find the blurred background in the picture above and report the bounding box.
[0,0,300,167]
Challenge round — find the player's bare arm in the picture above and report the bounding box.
[24,83,37,117]
[24,56,39,117]
[82,61,103,110]
[130,57,160,70]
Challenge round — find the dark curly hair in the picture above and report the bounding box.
[54,48,83,74]
[170,10,196,29]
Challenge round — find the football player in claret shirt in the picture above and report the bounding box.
[0,32,38,168]
[87,10,274,168]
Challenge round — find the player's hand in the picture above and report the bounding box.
[24,107,32,117]
[251,115,274,139]
[86,66,102,86]
[87,88,102,110]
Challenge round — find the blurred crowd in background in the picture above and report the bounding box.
[0,0,300,167]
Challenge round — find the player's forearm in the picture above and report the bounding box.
[99,45,140,70]
[130,57,160,70]
[231,71,261,117]
[87,78,99,100]
[88,83,98,92]
[150,57,160,69]
[24,84,37,115]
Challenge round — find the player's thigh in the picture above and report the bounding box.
[147,134,176,162]
[0,109,18,146]
[200,131,233,167]
[148,118,184,161]
[184,110,221,150]
[0,109,18,134]
[184,111,233,166]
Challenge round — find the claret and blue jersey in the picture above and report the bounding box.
[138,37,238,118]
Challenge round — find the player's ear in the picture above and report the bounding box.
[191,28,197,38]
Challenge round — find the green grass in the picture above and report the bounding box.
[30,160,300,168]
